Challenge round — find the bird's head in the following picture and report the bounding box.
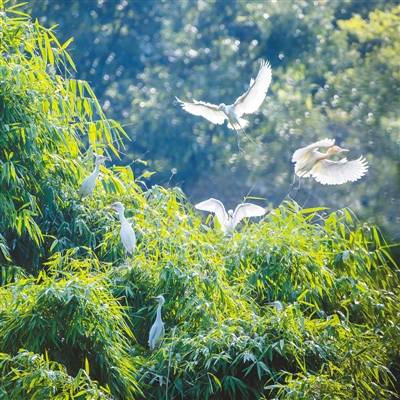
[95,154,109,165]
[152,295,165,305]
[227,209,234,219]
[217,103,227,111]
[328,145,349,155]
[110,202,124,213]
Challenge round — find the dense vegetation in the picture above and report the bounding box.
[20,0,400,246]
[0,2,399,400]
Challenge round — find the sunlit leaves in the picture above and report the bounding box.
[0,3,399,399]
[0,6,131,274]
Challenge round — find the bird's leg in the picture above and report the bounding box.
[241,127,256,147]
[236,122,256,148]
[233,128,243,154]
[287,172,297,193]
[286,174,301,201]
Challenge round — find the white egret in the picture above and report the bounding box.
[195,198,266,234]
[268,301,283,312]
[176,60,272,151]
[148,295,165,352]
[292,138,368,185]
[110,202,136,255]
[77,154,108,199]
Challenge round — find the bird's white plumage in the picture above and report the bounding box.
[175,98,226,125]
[312,156,368,185]
[120,221,136,253]
[232,203,267,227]
[176,60,272,133]
[195,198,266,234]
[77,154,108,199]
[233,60,272,117]
[148,295,165,352]
[111,202,136,254]
[292,138,335,163]
[268,301,283,312]
[291,138,368,185]
[195,198,228,230]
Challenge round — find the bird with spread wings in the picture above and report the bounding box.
[292,138,369,185]
[195,198,266,234]
[176,60,272,152]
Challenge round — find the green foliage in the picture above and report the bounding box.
[18,0,399,241]
[0,268,143,398]
[0,3,399,400]
[0,350,112,399]
[0,3,131,274]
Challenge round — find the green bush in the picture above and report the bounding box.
[0,5,398,400]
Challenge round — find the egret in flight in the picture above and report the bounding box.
[78,154,108,199]
[195,198,266,234]
[176,60,272,151]
[148,295,165,352]
[110,202,136,255]
[290,138,368,194]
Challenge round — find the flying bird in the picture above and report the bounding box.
[291,138,368,186]
[195,198,266,234]
[148,295,165,352]
[77,154,108,199]
[176,60,272,151]
[110,202,136,255]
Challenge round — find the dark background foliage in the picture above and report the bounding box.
[20,0,399,249]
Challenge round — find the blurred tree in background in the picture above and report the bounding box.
[18,0,400,247]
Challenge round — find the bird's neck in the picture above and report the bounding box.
[93,162,101,176]
[315,152,331,162]
[156,302,163,323]
[118,209,127,224]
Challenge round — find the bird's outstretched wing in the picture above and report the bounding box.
[311,156,368,185]
[292,138,335,163]
[232,203,266,227]
[195,198,228,228]
[176,97,226,125]
[233,60,272,117]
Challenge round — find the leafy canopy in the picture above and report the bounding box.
[0,4,399,400]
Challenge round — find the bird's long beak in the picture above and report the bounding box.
[338,147,349,152]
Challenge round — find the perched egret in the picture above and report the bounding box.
[110,202,136,255]
[268,301,283,312]
[291,138,368,189]
[148,295,165,352]
[176,60,272,151]
[195,198,266,234]
[77,154,108,199]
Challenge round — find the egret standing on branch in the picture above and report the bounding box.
[290,138,368,194]
[78,154,108,199]
[110,202,136,255]
[148,295,165,352]
[195,198,266,234]
[176,60,272,152]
